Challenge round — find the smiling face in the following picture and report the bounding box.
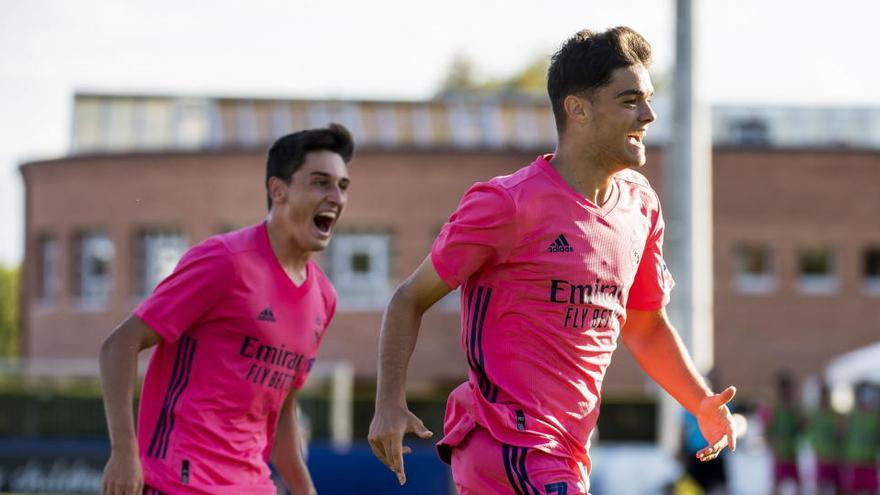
[268,150,350,253]
[575,64,656,169]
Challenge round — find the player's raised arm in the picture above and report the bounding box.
[368,256,451,485]
[621,308,737,461]
[99,316,161,495]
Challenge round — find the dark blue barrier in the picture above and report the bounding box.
[309,442,450,495]
[0,438,450,494]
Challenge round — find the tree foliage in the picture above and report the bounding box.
[0,265,19,357]
[437,53,549,96]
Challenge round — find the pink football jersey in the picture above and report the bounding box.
[134,222,335,494]
[433,155,674,476]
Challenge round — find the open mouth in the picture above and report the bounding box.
[313,211,336,235]
[627,131,646,146]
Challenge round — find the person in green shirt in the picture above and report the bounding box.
[765,372,803,494]
[808,382,843,495]
[841,382,879,495]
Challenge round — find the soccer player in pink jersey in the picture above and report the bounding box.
[369,27,737,494]
[99,124,353,495]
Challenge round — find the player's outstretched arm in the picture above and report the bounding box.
[99,316,161,495]
[272,392,316,495]
[368,256,451,485]
[622,308,737,462]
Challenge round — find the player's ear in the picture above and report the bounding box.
[268,176,289,207]
[563,94,591,126]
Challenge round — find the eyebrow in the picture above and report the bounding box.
[616,89,654,98]
[310,171,349,182]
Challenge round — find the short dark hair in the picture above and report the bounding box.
[265,123,354,210]
[547,26,652,133]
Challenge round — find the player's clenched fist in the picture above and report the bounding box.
[368,405,433,486]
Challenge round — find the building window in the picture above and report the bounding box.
[329,233,391,310]
[271,103,294,138]
[135,230,188,297]
[174,98,212,149]
[729,118,770,146]
[141,99,174,150]
[101,99,136,151]
[376,105,399,146]
[72,232,114,310]
[733,243,776,293]
[449,102,480,147]
[514,106,540,149]
[479,103,503,148]
[335,103,363,141]
[236,102,260,147]
[863,246,880,295]
[308,102,331,128]
[36,235,59,307]
[797,247,838,295]
[411,106,434,147]
[72,97,101,153]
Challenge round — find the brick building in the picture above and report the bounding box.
[19,94,880,403]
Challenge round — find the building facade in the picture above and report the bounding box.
[19,94,880,401]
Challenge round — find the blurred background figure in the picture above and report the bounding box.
[764,371,803,494]
[841,382,879,495]
[807,382,844,495]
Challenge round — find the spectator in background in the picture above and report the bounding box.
[841,382,879,495]
[807,382,844,495]
[765,371,803,494]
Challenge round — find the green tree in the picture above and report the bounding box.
[439,52,480,93]
[487,56,548,95]
[0,265,19,357]
[437,53,550,97]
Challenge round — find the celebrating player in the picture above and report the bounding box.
[99,124,353,495]
[369,27,736,494]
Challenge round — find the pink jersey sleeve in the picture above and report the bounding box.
[627,207,675,310]
[431,181,518,289]
[134,239,234,342]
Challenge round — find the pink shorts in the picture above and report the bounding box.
[773,460,800,486]
[843,465,879,493]
[449,425,589,495]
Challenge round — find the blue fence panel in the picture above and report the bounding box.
[0,438,451,494]
[309,442,450,495]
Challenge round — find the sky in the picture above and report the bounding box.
[1,0,878,266]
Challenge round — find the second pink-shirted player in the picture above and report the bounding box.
[134,223,335,494]
[370,27,738,495]
[99,124,354,495]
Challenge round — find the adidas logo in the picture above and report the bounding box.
[257,307,276,322]
[548,234,574,253]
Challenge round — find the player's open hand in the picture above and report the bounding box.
[368,404,433,485]
[695,385,737,462]
[101,449,144,495]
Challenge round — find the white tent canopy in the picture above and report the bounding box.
[825,341,880,386]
